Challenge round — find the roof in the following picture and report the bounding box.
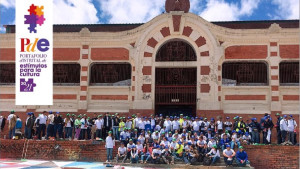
[3,20,299,33]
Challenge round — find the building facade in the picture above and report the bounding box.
[0,1,299,117]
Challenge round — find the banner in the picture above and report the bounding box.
[15,0,53,105]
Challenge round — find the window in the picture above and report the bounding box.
[222,62,268,86]
[280,62,299,86]
[0,64,15,85]
[90,63,131,86]
[156,40,196,61]
[53,64,80,85]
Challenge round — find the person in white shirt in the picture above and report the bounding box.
[192,118,200,135]
[172,117,180,132]
[216,117,223,134]
[280,115,289,143]
[138,118,146,131]
[242,132,252,144]
[95,115,103,139]
[138,134,145,145]
[116,142,127,163]
[80,114,88,140]
[207,138,217,149]
[287,115,297,145]
[150,116,156,131]
[105,131,115,162]
[223,145,236,167]
[134,115,141,129]
[151,145,162,164]
[206,145,220,165]
[224,117,233,133]
[125,117,132,130]
[163,116,172,132]
[136,140,144,155]
[64,113,73,140]
[197,136,207,151]
[46,111,55,139]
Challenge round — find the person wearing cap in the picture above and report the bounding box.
[275,113,283,144]
[216,116,223,134]
[64,113,73,140]
[125,117,132,130]
[140,142,152,163]
[287,115,297,145]
[230,131,241,149]
[95,115,104,140]
[280,115,288,143]
[172,117,180,133]
[151,145,162,164]
[8,110,17,139]
[112,114,120,140]
[89,113,98,140]
[224,117,232,134]
[208,118,216,135]
[130,145,139,164]
[242,132,252,144]
[118,117,125,138]
[223,144,236,167]
[46,111,55,139]
[207,137,217,150]
[137,117,146,134]
[235,146,249,167]
[35,111,47,140]
[131,129,139,143]
[233,116,239,131]
[163,116,172,133]
[248,118,261,143]
[79,114,88,140]
[206,145,220,165]
[74,115,82,140]
[105,131,115,162]
[262,115,274,144]
[116,142,127,163]
[192,117,200,135]
[25,112,35,139]
[53,112,63,139]
[235,117,246,134]
[86,117,93,140]
[219,134,230,151]
[174,141,184,160]
[161,145,174,164]
[103,113,112,138]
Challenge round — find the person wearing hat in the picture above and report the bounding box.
[105,131,115,162]
[242,132,252,144]
[230,131,241,149]
[95,115,104,140]
[74,115,82,140]
[162,145,174,164]
[235,146,249,167]
[174,141,184,160]
[223,144,236,167]
[275,113,283,144]
[216,116,223,134]
[208,118,216,135]
[248,118,261,143]
[64,113,73,140]
[8,110,17,139]
[25,112,35,139]
[206,145,220,165]
[151,145,162,164]
[172,116,180,133]
[224,117,232,134]
[219,134,230,151]
[163,116,172,133]
[46,111,55,140]
[112,114,120,140]
[53,112,63,139]
[287,115,297,145]
[280,115,288,143]
[118,117,125,138]
[262,115,274,144]
[116,142,127,163]
[130,145,139,164]
[235,117,246,134]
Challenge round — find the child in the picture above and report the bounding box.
[105,131,115,162]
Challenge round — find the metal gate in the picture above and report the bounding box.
[155,68,197,117]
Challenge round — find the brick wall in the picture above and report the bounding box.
[0,139,298,169]
[244,145,299,169]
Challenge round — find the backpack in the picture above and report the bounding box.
[203,156,211,166]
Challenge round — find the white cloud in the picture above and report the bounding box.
[53,0,99,24]
[199,0,260,21]
[272,0,299,19]
[0,0,15,8]
[98,0,165,23]
[0,26,6,33]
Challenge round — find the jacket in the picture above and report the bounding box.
[236,150,248,161]
[25,117,35,129]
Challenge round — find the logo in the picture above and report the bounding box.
[20,78,36,92]
[20,38,50,52]
[24,4,46,33]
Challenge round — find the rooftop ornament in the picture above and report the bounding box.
[165,0,190,13]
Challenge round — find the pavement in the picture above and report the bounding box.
[0,159,253,169]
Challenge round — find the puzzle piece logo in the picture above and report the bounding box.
[20,78,37,92]
[24,4,46,33]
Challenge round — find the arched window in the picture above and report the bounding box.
[280,62,299,86]
[222,62,268,86]
[53,64,80,85]
[0,63,15,85]
[90,63,131,86]
[156,40,196,61]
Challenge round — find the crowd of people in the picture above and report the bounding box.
[0,110,298,166]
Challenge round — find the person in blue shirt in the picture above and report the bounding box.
[219,134,230,151]
[236,146,250,167]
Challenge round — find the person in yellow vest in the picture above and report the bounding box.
[119,117,125,134]
[179,114,184,132]
[236,117,246,134]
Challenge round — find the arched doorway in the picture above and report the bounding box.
[155,40,197,117]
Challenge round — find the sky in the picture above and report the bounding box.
[0,0,299,33]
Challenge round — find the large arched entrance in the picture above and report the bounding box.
[155,40,197,117]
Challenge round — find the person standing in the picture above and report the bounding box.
[25,112,34,139]
[275,113,283,144]
[80,114,88,140]
[216,117,223,134]
[112,114,120,140]
[105,131,115,162]
[64,113,73,140]
[8,110,17,139]
[280,115,288,143]
[53,112,63,139]
[248,118,261,144]
[74,115,82,140]
[46,111,55,139]
[95,115,103,139]
[36,112,47,140]
[262,116,274,144]
[103,113,112,138]
[287,115,297,145]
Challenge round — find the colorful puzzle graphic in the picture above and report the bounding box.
[24,4,46,33]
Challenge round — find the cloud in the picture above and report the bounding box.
[0,26,6,33]
[198,0,260,21]
[53,0,99,24]
[0,0,15,8]
[272,0,299,19]
[98,0,165,23]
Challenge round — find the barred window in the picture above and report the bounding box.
[222,62,268,86]
[156,40,197,61]
[53,64,80,85]
[0,64,15,85]
[280,62,299,86]
[90,63,131,86]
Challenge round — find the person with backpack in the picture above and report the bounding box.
[287,115,297,145]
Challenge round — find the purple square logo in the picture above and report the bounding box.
[20,78,36,92]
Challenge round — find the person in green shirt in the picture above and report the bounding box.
[74,115,82,140]
[119,117,125,133]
